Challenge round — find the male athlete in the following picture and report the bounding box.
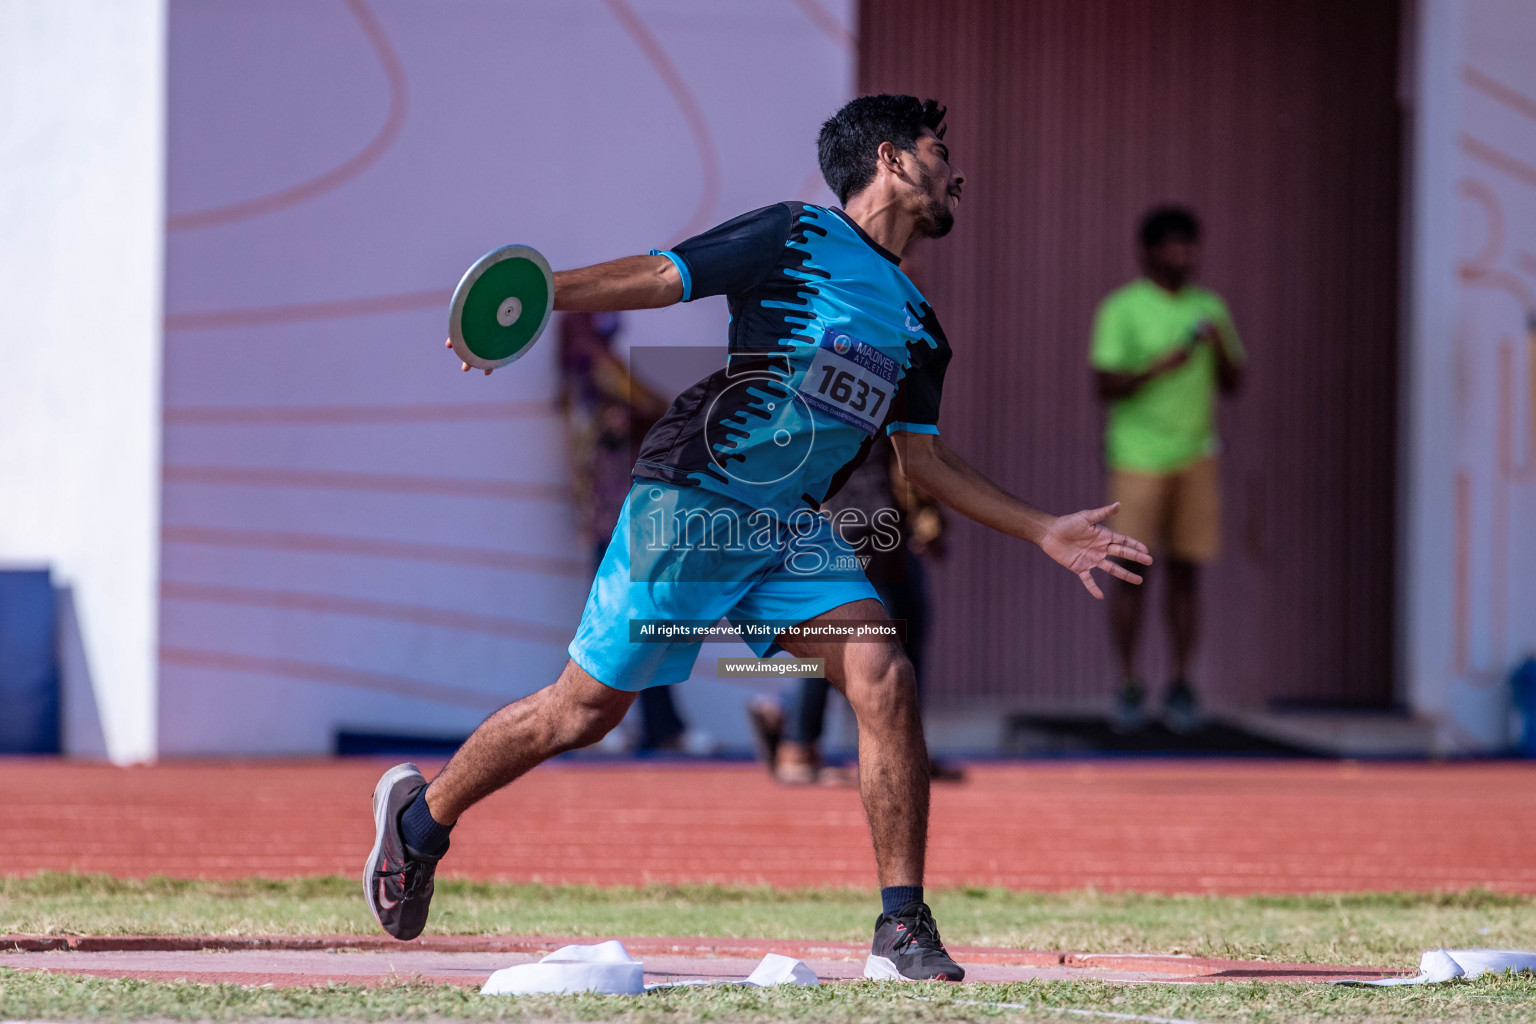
[367,95,1152,982]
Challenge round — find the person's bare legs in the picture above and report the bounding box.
[1165,558,1199,680]
[424,659,634,825]
[1109,568,1147,680]
[781,599,963,980]
[779,599,925,887]
[365,659,634,941]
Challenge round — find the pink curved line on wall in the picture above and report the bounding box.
[165,287,449,331]
[1493,342,1513,664]
[1497,338,1535,480]
[1460,265,1536,311]
[164,400,554,426]
[162,524,586,578]
[163,1,731,334]
[162,0,724,324]
[1492,472,1507,665]
[166,0,408,233]
[162,581,570,646]
[1499,340,1514,477]
[160,646,503,710]
[602,0,721,243]
[1462,65,1536,123]
[1457,179,1504,271]
[163,464,567,502]
[1517,250,1536,281]
[790,0,855,52]
[1460,134,1536,193]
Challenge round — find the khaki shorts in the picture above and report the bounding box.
[1107,456,1221,564]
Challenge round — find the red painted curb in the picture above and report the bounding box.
[0,934,1401,982]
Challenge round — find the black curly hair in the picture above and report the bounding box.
[817,94,947,205]
[1139,205,1201,248]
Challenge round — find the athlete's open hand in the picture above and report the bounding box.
[446,337,494,375]
[1040,502,1152,600]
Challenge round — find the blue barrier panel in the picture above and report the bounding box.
[0,570,61,754]
[1514,657,1536,758]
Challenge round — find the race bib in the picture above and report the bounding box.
[799,328,900,436]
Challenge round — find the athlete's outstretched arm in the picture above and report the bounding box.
[891,431,1152,599]
[446,254,684,374]
[552,254,683,312]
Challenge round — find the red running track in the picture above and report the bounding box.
[5,759,1536,893]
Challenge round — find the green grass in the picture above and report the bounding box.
[7,875,1536,1021]
[5,970,1536,1024]
[5,874,1535,967]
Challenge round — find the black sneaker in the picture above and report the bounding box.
[1111,677,1148,733]
[364,763,443,941]
[864,901,965,982]
[746,699,783,775]
[1163,678,1204,734]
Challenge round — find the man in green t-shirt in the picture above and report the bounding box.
[1090,206,1245,730]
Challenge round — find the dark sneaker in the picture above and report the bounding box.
[364,763,443,941]
[1163,678,1204,734]
[746,699,783,775]
[1111,677,1148,733]
[929,758,966,783]
[864,901,965,982]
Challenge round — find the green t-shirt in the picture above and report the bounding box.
[1089,279,1244,473]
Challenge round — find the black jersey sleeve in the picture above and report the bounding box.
[652,203,794,301]
[887,301,951,435]
[886,346,949,435]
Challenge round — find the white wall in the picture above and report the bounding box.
[1404,0,1536,751]
[156,0,854,754]
[0,0,166,763]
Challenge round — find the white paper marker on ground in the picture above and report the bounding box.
[1335,948,1536,986]
[481,940,644,995]
[645,952,820,991]
[479,941,819,995]
[742,953,820,987]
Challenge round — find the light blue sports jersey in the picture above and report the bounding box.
[634,202,951,517]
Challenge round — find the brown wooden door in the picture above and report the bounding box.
[860,0,1400,709]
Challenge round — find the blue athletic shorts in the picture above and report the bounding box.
[569,481,880,691]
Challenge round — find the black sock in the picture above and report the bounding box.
[881,885,923,916]
[399,785,453,858]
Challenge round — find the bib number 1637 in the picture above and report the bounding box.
[813,364,886,417]
[799,328,901,436]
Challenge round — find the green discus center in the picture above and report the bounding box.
[461,258,550,361]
